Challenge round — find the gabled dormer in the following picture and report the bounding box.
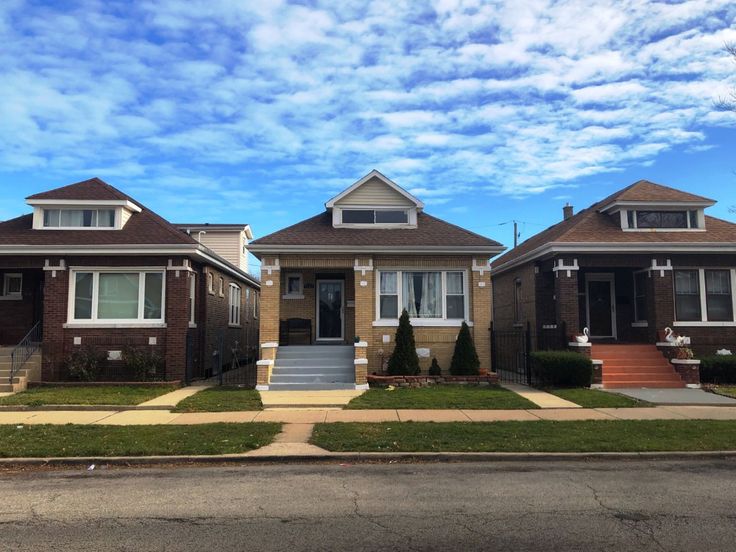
[25,177,141,231]
[326,169,424,229]
[597,180,716,232]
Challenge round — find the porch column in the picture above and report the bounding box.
[41,259,68,381]
[471,258,492,372]
[353,257,374,385]
[164,258,193,382]
[649,258,674,339]
[553,257,580,337]
[258,256,281,387]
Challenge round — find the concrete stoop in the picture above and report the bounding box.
[265,345,359,391]
[0,350,42,393]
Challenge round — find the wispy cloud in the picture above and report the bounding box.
[0,0,735,214]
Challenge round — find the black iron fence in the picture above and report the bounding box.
[207,324,258,387]
[490,322,567,386]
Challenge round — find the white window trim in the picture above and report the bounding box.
[283,273,304,299]
[621,208,705,232]
[1,273,22,300]
[66,268,166,326]
[375,269,470,326]
[219,277,225,297]
[673,267,736,325]
[229,283,242,327]
[207,272,215,295]
[189,273,197,328]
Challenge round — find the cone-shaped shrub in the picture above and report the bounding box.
[387,309,420,376]
[449,321,480,375]
[428,357,442,376]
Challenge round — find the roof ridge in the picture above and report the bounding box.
[250,212,325,245]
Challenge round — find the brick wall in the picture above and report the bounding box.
[492,262,538,331]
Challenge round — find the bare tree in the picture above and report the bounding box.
[715,42,736,112]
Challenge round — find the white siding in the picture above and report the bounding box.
[198,232,242,269]
[336,176,415,207]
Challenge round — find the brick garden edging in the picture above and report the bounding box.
[367,374,499,387]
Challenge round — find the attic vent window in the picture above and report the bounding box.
[626,210,699,230]
[342,209,408,224]
[43,209,115,228]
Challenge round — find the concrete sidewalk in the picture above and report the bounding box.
[3,405,736,425]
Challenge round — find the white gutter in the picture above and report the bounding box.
[249,244,506,255]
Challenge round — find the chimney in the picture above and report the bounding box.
[563,203,574,220]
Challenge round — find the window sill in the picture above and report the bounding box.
[631,321,649,327]
[283,294,304,299]
[672,321,736,327]
[229,324,242,328]
[189,323,198,329]
[0,296,22,301]
[63,322,167,329]
[373,319,473,327]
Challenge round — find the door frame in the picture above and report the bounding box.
[585,273,617,339]
[315,279,345,342]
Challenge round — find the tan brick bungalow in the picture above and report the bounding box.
[248,170,504,390]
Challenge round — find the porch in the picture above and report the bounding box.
[0,267,44,347]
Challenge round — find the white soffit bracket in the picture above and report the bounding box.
[354,257,374,276]
[648,258,672,277]
[552,258,579,278]
[262,257,280,275]
[167,258,193,277]
[472,258,491,276]
[43,258,67,277]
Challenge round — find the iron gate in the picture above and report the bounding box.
[491,322,567,386]
[208,322,259,387]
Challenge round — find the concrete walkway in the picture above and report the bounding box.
[137,385,212,408]
[501,383,582,408]
[4,406,736,425]
[260,390,366,408]
[609,388,736,406]
[245,423,329,456]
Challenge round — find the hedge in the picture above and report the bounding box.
[530,351,593,388]
[699,355,736,384]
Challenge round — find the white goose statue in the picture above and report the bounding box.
[575,327,590,344]
[664,327,686,346]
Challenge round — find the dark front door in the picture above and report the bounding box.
[317,280,343,341]
[587,277,615,338]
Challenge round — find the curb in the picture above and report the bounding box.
[0,405,173,412]
[2,450,736,468]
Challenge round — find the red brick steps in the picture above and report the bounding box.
[592,344,685,389]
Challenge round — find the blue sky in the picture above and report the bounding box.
[1,0,735,254]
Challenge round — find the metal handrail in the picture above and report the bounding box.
[10,321,42,386]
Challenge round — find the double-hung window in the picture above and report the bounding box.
[189,274,196,326]
[377,270,467,322]
[44,209,115,228]
[70,270,165,324]
[229,284,241,326]
[674,269,736,324]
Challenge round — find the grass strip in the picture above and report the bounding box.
[0,423,281,457]
[712,386,736,399]
[346,385,538,410]
[312,420,736,453]
[0,385,178,406]
[173,387,263,412]
[549,388,649,408]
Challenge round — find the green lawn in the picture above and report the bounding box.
[0,385,178,406]
[549,388,649,408]
[712,386,736,399]
[173,387,263,412]
[0,423,281,457]
[311,420,736,453]
[346,385,538,410]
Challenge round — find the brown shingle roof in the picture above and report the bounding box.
[250,211,503,250]
[1,178,197,247]
[492,180,736,269]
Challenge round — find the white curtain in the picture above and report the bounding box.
[403,272,441,318]
[403,273,418,317]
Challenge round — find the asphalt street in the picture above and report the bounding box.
[1,459,735,551]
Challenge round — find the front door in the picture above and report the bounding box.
[316,280,344,341]
[586,274,616,339]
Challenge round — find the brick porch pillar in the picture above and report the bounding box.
[353,257,374,380]
[471,258,492,372]
[649,259,674,339]
[41,259,68,381]
[257,256,281,387]
[164,260,192,382]
[553,257,580,337]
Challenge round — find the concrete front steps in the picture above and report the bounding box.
[268,345,357,391]
[592,344,685,389]
[0,347,42,393]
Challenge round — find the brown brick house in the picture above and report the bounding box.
[248,170,504,390]
[0,178,259,389]
[491,180,736,388]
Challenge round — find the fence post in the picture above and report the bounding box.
[218,332,224,386]
[489,322,496,374]
[525,321,532,386]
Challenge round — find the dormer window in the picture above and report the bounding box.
[625,209,700,230]
[342,209,408,224]
[43,209,116,229]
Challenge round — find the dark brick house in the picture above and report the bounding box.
[491,180,736,388]
[0,178,259,388]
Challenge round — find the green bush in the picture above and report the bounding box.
[387,310,420,376]
[122,346,164,381]
[429,357,442,376]
[66,346,106,381]
[450,321,480,375]
[530,351,593,388]
[699,355,736,384]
